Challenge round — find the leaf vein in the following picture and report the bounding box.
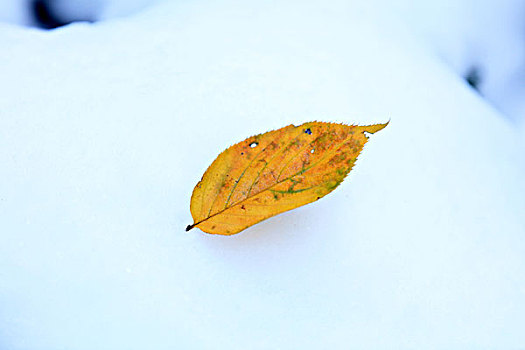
[276,133,324,181]
[245,129,306,197]
[193,136,355,228]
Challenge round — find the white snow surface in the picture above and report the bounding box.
[1,1,524,349]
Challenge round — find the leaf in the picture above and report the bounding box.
[186,121,388,235]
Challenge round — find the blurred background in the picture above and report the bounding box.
[5,0,522,122]
[0,0,156,28]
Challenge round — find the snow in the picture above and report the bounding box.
[1,0,524,349]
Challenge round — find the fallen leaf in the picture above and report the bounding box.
[187,121,388,235]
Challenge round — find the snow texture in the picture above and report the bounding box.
[1,0,524,349]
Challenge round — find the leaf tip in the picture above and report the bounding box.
[363,120,389,134]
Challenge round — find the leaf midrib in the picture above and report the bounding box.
[192,131,357,228]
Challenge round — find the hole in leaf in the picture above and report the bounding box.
[304,128,312,135]
[250,142,258,148]
[310,148,315,153]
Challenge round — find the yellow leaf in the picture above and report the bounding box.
[187,121,388,235]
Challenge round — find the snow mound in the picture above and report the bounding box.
[1,1,524,349]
